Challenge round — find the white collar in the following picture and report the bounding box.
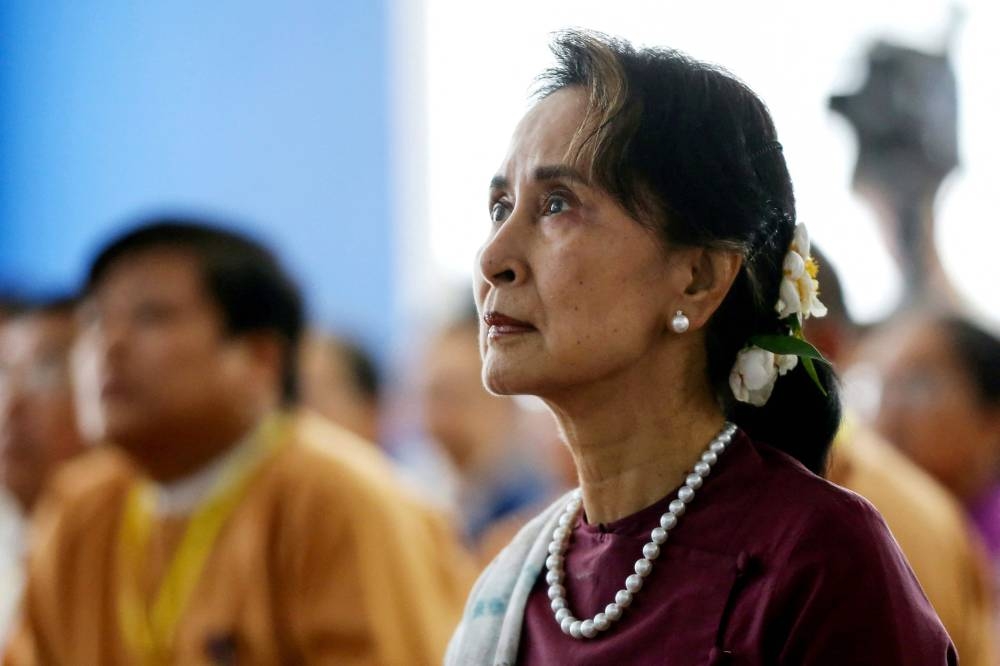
[151,431,256,517]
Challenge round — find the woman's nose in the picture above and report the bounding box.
[477,217,530,289]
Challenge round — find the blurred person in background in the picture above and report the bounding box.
[806,248,996,666]
[0,299,89,642]
[423,309,556,559]
[299,330,381,444]
[5,220,472,665]
[869,314,1000,607]
[0,298,28,619]
[299,329,465,513]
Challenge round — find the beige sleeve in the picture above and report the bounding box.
[277,468,473,666]
[947,534,997,666]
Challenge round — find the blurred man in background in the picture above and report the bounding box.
[299,331,381,444]
[807,248,996,665]
[0,299,89,642]
[5,220,471,665]
[299,328,474,513]
[422,310,558,560]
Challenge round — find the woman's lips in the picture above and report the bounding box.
[483,311,535,339]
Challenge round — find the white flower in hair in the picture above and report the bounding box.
[729,346,799,407]
[775,224,828,320]
[730,222,831,407]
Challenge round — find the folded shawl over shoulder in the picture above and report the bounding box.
[446,432,958,666]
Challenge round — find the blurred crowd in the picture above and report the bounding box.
[1,218,997,663]
[0,34,997,666]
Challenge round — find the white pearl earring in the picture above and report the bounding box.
[671,310,690,333]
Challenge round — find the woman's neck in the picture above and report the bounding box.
[545,356,725,525]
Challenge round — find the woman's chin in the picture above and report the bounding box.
[482,374,519,397]
[482,365,534,397]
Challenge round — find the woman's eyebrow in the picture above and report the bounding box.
[489,165,589,193]
[533,164,588,185]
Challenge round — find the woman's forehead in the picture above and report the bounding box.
[496,87,589,183]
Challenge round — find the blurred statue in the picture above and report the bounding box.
[830,33,960,308]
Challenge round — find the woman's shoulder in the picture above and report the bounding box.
[751,435,883,511]
[724,437,955,662]
[738,435,900,559]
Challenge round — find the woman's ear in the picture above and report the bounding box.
[672,248,743,330]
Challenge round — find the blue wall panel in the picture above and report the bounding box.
[0,1,394,353]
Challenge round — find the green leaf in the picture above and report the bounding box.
[747,334,829,362]
[801,357,828,396]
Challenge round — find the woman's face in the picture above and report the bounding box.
[474,86,686,398]
[873,319,1000,501]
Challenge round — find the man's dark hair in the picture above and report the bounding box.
[85,218,305,404]
[326,335,381,404]
[19,295,79,318]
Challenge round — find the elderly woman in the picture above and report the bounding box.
[447,32,954,665]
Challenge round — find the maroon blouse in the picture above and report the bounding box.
[517,431,956,665]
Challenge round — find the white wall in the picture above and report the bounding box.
[409,0,999,325]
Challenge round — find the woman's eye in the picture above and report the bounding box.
[545,195,569,215]
[490,202,511,224]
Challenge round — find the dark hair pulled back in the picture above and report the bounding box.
[538,30,840,473]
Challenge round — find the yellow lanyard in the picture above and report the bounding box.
[116,414,288,664]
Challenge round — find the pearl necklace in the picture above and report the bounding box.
[546,421,738,640]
